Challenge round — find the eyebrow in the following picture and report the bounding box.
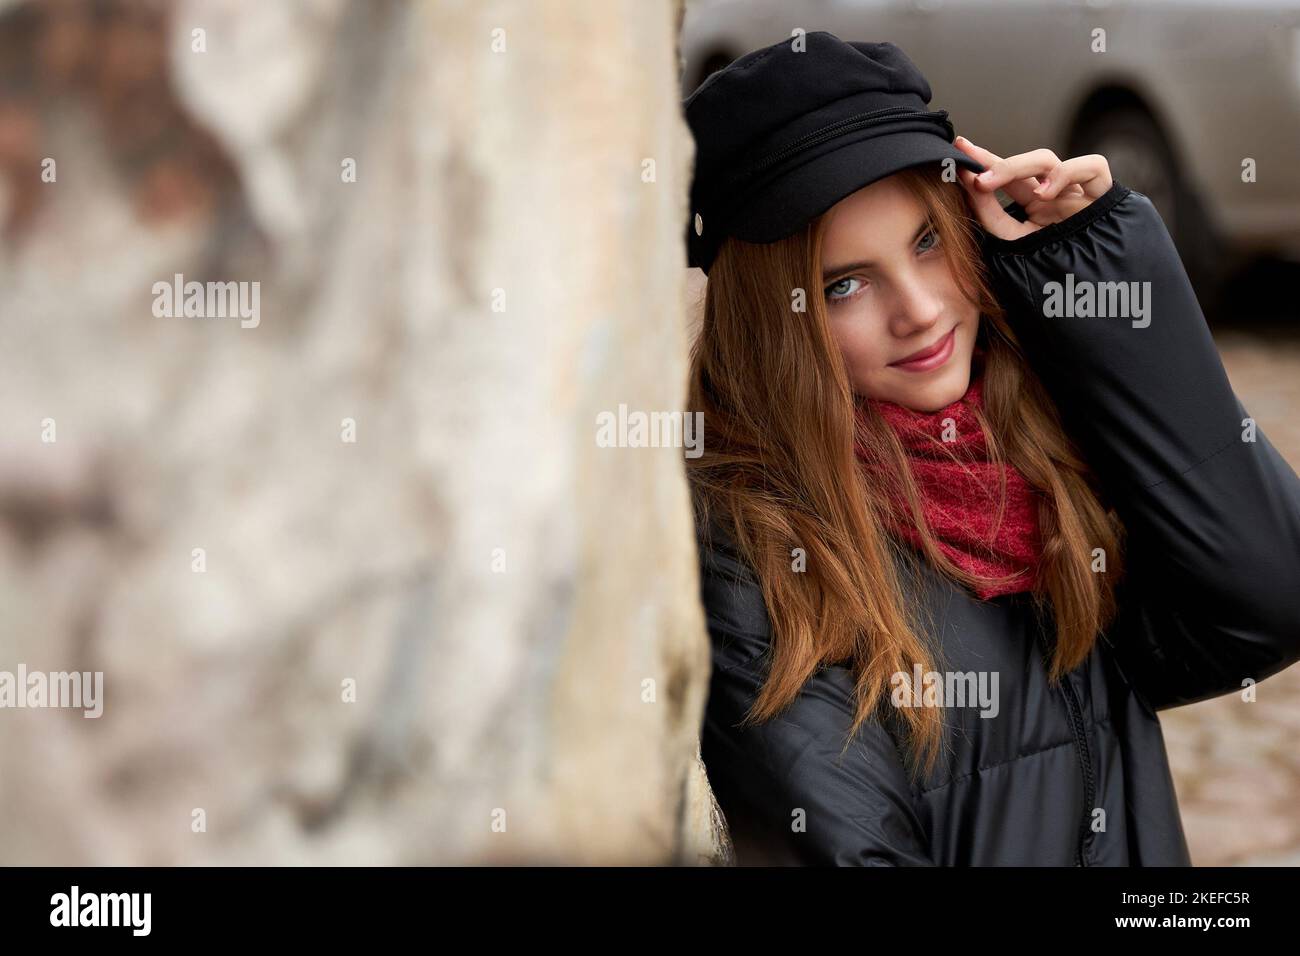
[821,218,934,282]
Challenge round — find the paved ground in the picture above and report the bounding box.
[1166,324,1300,866]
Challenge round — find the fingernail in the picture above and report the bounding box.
[977,171,990,181]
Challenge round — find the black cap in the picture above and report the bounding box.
[684,32,986,274]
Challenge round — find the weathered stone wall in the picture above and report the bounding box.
[0,0,726,865]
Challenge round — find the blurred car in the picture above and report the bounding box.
[680,0,1300,309]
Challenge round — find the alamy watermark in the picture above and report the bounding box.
[1042,272,1151,328]
[152,273,260,329]
[0,665,103,718]
[596,404,704,458]
[891,665,1000,718]
[50,886,150,936]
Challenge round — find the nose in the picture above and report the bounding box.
[885,268,944,339]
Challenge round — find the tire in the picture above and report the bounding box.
[1071,106,1227,316]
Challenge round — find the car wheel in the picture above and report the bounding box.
[1072,106,1226,314]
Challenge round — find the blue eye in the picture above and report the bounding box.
[824,229,940,306]
[825,276,864,304]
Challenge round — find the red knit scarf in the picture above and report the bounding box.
[853,357,1043,600]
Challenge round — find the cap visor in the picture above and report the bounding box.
[729,131,987,244]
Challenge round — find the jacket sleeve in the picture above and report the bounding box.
[979,180,1300,710]
[697,525,934,865]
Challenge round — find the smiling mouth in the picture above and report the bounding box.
[889,327,956,371]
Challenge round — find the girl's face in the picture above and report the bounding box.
[819,175,979,413]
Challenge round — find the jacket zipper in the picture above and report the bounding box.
[1058,675,1097,867]
[1036,629,1096,867]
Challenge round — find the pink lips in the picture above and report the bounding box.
[890,328,955,372]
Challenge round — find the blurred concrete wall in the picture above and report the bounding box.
[0,0,725,865]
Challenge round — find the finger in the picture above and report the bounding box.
[1024,185,1086,210]
[953,135,1003,169]
[1023,194,1092,223]
[956,137,1044,208]
[958,140,1086,200]
[1031,154,1113,200]
[957,167,1036,241]
[975,148,1062,196]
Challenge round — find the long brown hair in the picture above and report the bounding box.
[686,165,1124,780]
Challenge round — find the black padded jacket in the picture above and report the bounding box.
[697,180,1300,866]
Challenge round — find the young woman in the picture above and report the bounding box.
[685,33,1300,865]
